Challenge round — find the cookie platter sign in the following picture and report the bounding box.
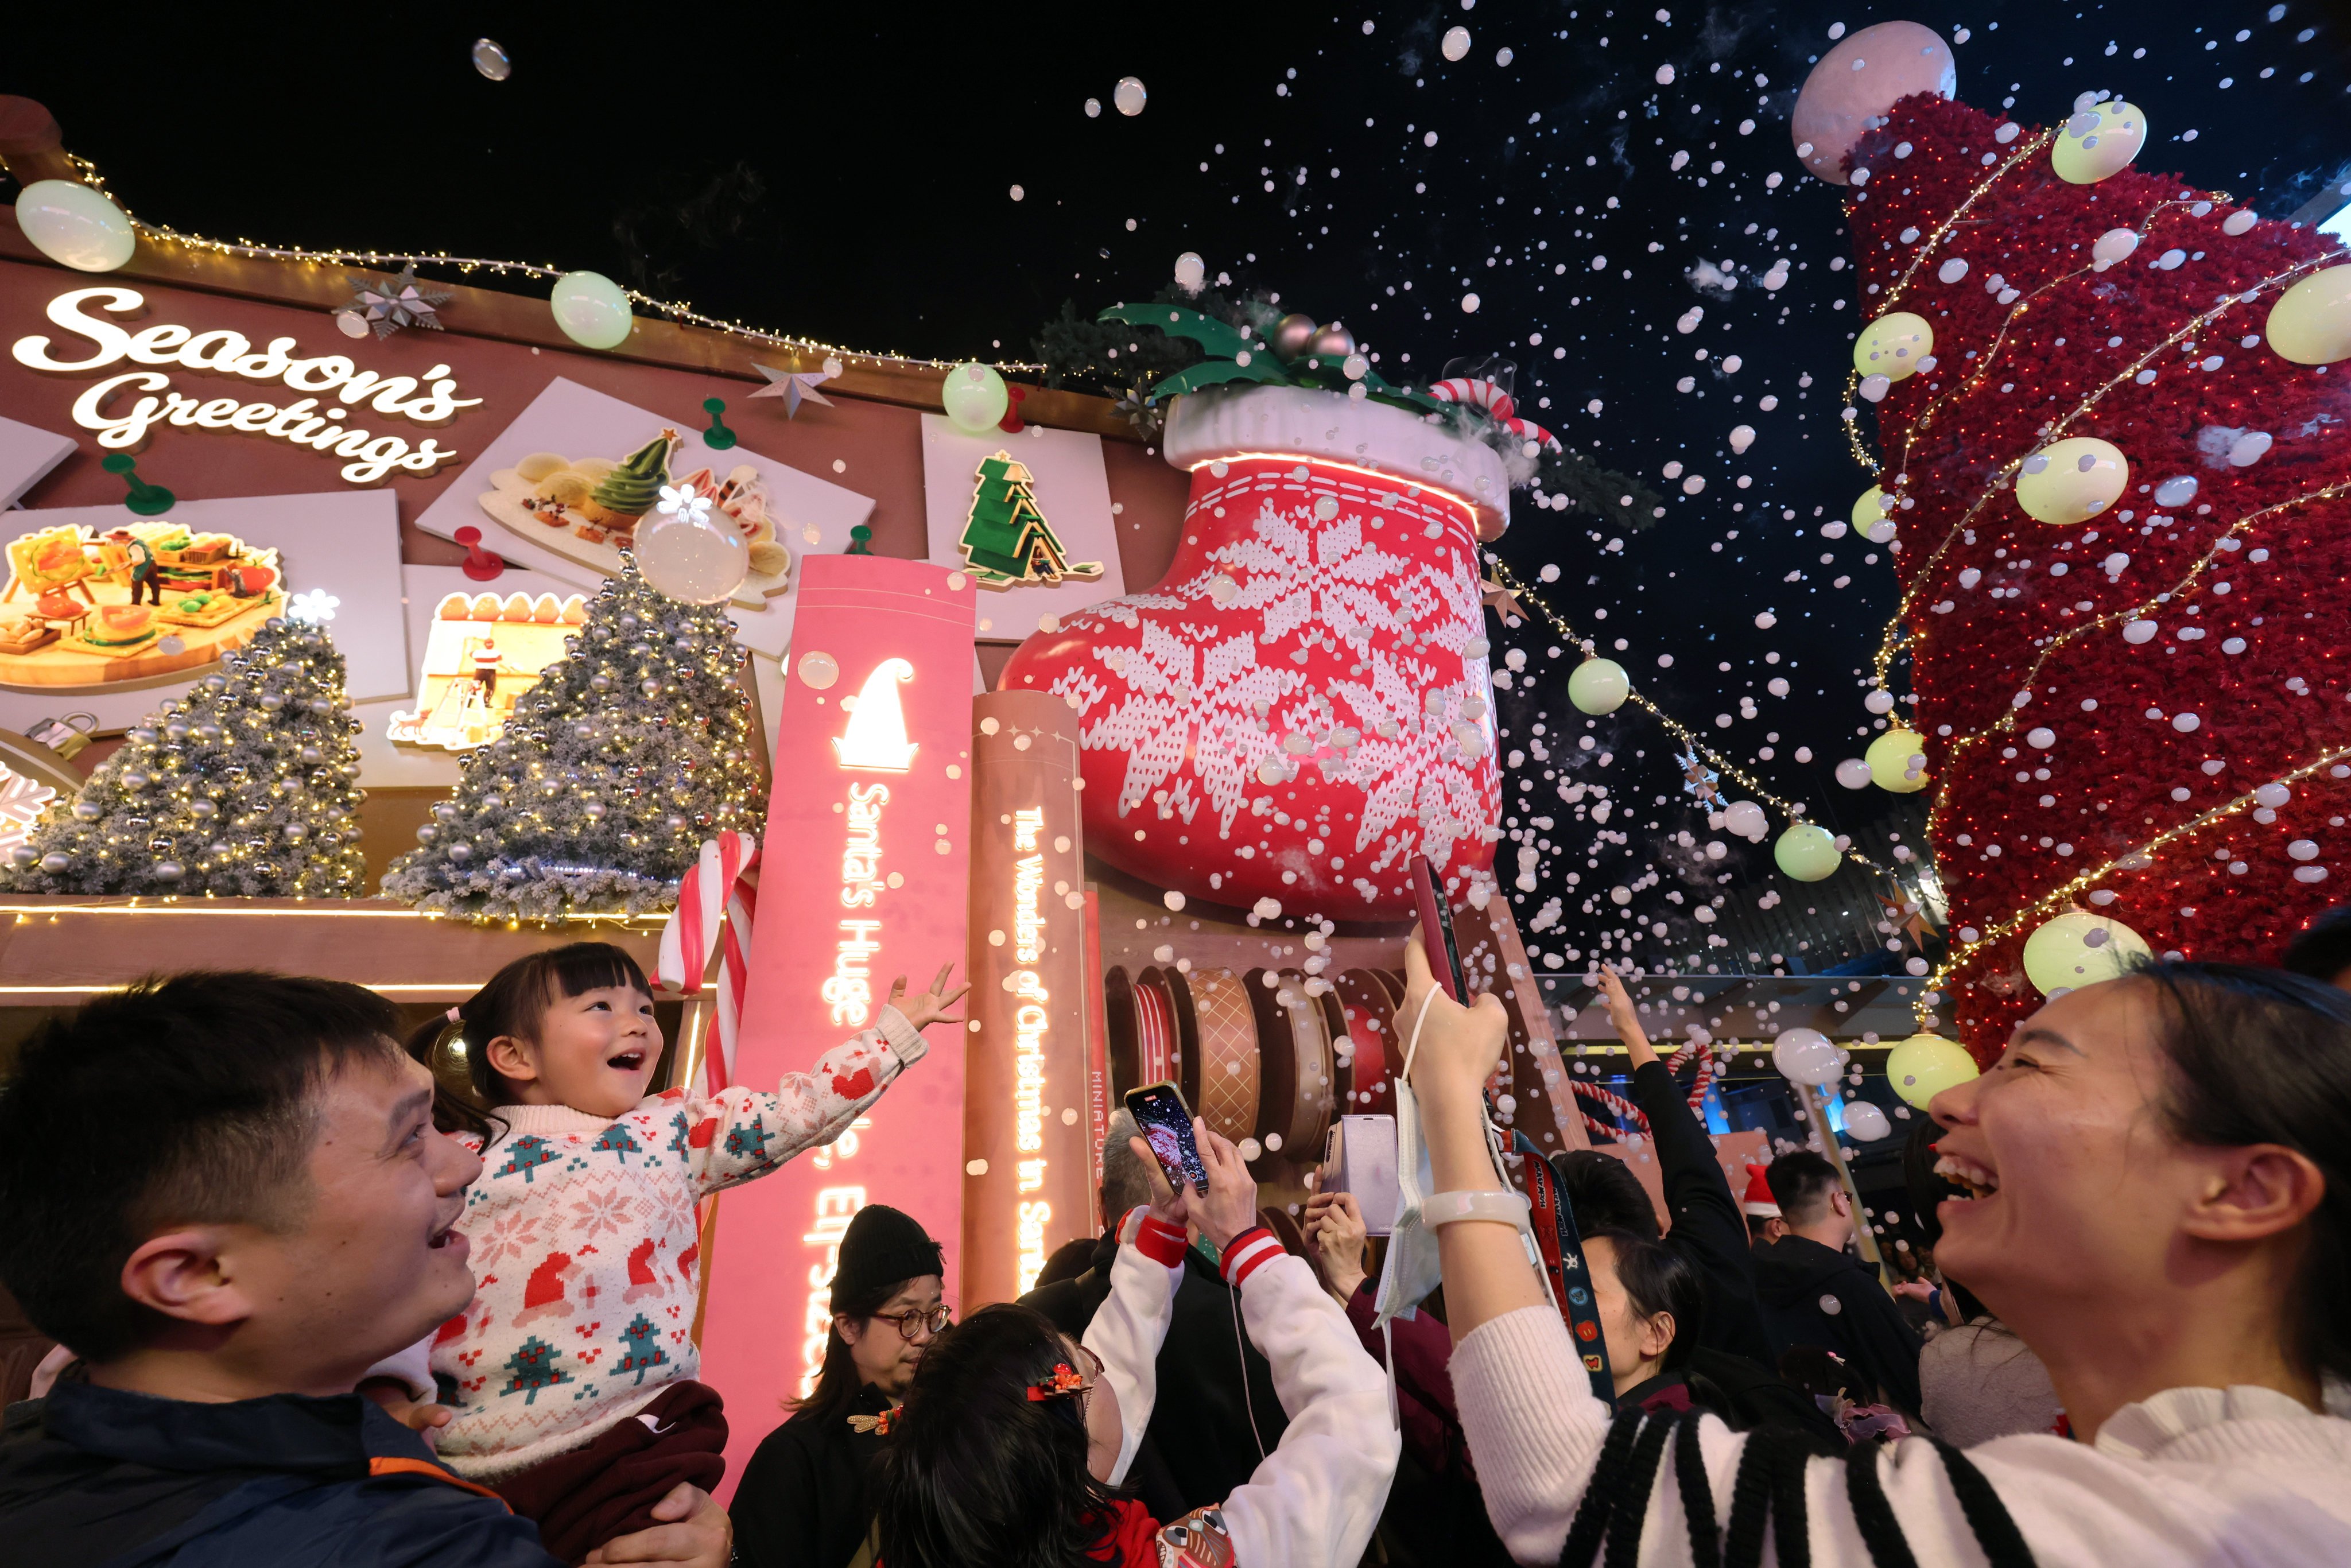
[10,286,480,484]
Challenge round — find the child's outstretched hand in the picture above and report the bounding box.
[358,1376,452,1450]
[887,964,970,1033]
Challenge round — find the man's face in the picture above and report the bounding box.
[841,1274,946,1402]
[227,1052,481,1390]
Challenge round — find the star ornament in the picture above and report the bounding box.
[1479,576,1527,626]
[337,264,452,339]
[750,360,839,418]
[1675,748,1722,806]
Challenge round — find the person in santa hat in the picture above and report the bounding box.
[1742,1163,1789,1253]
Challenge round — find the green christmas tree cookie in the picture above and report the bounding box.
[589,429,677,523]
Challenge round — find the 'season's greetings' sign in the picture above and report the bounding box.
[10,286,480,484]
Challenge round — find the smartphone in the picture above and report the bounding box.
[1410,855,1469,1002]
[1125,1081,1209,1193]
[1320,1115,1400,1236]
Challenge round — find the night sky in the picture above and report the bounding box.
[10,3,2348,972]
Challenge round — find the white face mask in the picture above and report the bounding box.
[1372,987,1547,1332]
[1373,1068,1443,1326]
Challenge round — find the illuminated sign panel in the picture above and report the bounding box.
[699,557,974,1495]
[963,692,1097,1306]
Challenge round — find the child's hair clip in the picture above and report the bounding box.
[445,1006,463,1023]
[847,1408,897,1435]
[1025,1362,1087,1401]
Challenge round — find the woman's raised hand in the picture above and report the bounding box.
[1400,930,1510,1114]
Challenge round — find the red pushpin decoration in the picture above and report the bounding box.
[998,382,1029,434]
[454,525,505,583]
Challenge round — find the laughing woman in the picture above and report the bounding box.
[1403,942,2351,1565]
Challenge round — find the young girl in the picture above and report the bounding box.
[381,941,963,1562]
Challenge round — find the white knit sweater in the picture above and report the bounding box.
[1085,1217,1400,1568]
[378,1007,926,1479]
[1450,1303,2351,1565]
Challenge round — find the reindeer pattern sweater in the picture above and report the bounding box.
[414,1007,926,1480]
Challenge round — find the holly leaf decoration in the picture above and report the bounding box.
[1097,301,1255,362]
[1144,355,1291,403]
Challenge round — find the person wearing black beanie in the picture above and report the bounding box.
[733,1205,948,1568]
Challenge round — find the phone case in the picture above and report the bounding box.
[1125,1081,1208,1191]
[1409,856,1467,1002]
[1325,1115,1399,1235]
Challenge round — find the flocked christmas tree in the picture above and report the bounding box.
[381,551,763,920]
[0,610,366,896]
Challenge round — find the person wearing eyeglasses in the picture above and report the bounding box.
[735,1205,951,1568]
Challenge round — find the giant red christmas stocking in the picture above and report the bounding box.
[1832,79,2351,1051]
[999,384,1508,917]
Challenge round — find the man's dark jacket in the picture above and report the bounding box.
[1624,1058,1776,1365]
[1753,1233,1925,1414]
[732,1383,893,1568]
[0,1380,553,1566]
[1022,1228,1285,1522]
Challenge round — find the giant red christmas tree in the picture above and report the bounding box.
[1843,90,2350,1052]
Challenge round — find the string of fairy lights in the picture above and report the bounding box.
[1924,479,2351,808]
[1481,554,1907,895]
[61,155,1050,377]
[1836,125,2061,472]
[1917,740,2351,1024]
[1864,246,2341,691]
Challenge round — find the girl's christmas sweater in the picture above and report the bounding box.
[404,1007,926,1479]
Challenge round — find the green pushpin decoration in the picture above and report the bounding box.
[101,453,175,517]
[844,524,874,556]
[701,397,738,451]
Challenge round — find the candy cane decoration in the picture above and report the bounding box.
[1426,377,1516,421]
[1568,1041,1717,1140]
[1503,416,1562,455]
[656,832,759,1098]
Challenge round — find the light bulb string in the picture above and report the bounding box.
[1863,126,2060,316]
[59,154,1048,377]
[1918,737,2351,1026]
[1865,247,2338,689]
[1883,195,2243,482]
[1483,556,1907,892]
[1834,126,2059,475]
[1917,478,2351,835]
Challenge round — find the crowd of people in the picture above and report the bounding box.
[1,910,2348,1565]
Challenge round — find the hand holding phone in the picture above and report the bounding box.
[1124,1082,1208,1193]
[1409,856,1469,1003]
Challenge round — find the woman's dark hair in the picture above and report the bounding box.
[792,1272,913,1423]
[870,1303,1121,1568]
[2135,959,2351,1387]
[1553,1150,1662,1240]
[403,942,652,1142]
[1595,1228,1702,1372]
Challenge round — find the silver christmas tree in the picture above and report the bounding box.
[381,552,763,920]
[0,615,366,896]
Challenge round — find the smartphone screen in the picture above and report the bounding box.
[1124,1081,1209,1193]
[1410,856,1469,1002]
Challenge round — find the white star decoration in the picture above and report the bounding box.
[0,764,57,856]
[656,483,713,525]
[749,361,839,418]
[288,588,340,625]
